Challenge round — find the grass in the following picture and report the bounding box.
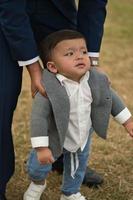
[7,0,133,199]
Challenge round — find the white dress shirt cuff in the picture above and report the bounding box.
[31,136,49,148]
[88,52,99,57]
[18,56,39,66]
[114,107,132,124]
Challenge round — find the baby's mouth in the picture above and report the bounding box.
[75,63,85,67]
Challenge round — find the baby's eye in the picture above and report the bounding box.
[65,52,74,56]
[82,50,87,54]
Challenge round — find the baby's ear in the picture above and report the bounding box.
[47,62,58,74]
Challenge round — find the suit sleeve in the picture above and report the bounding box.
[77,0,108,54]
[111,88,131,123]
[31,93,52,148]
[0,0,38,64]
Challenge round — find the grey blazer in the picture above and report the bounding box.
[31,69,125,157]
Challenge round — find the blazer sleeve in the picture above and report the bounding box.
[77,0,108,53]
[111,88,131,124]
[111,88,125,116]
[0,0,38,63]
[30,92,52,148]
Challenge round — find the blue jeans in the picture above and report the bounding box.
[27,132,93,195]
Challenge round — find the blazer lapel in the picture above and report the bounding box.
[88,68,112,106]
[88,69,112,139]
[88,69,101,106]
[43,70,70,139]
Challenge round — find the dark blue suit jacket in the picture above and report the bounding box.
[0,0,107,63]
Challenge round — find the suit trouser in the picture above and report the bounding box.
[0,30,22,193]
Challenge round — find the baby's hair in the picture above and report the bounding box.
[39,29,86,67]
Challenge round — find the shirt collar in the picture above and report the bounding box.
[56,71,90,85]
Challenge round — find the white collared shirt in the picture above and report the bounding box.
[18,56,39,66]
[56,72,93,152]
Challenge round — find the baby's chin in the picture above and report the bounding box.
[74,70,88,81]
[77,67,90,74]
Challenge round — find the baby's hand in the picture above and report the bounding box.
[36,147,55,164]
[123,117,133,138]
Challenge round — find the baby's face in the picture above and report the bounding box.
[51,38,90,82]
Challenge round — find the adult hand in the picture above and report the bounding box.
[26,61,46,97]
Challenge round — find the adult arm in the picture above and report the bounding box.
[0,0,45,96]
[77,0,108,66]
[0,0,38,62]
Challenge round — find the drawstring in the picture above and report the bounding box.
[70,152,79,179]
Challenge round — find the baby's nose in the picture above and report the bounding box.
[76,52,83,59]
